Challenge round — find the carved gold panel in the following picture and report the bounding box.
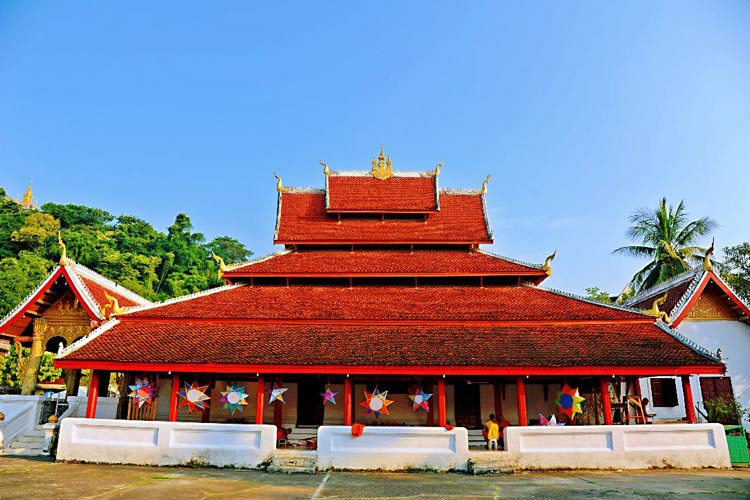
[685,291,736,321]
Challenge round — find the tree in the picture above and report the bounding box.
[11,212,60,247]
[721,242,750,303]
[614,198,717,292]
[583,287,612,303]
[206,236,253,264]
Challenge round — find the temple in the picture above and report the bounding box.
[52,149,725,436]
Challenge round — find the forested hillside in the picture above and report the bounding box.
[0,187,252,316]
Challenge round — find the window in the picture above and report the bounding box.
[699,377,734,401]
[650,378,678,407]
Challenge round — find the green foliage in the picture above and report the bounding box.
[0,186,253,315]
[0,345,25,388]
[702,397,749,425]
[720,242,750,303]
[614,198,717,292]
[37,352,63,383]
[584,287,612,303]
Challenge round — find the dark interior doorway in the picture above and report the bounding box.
[297,378,325,426]
[454,382,482,429]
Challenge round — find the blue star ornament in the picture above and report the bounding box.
[408,386,433,412]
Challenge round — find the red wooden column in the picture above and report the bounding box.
[600,377,613,425]
[343,377,353,426]
[682,375,697,423]
[516,377,527,426]
[437,378,447,427]
[255,376,265,424]
[168,373,180,422]
[85,370,100,418]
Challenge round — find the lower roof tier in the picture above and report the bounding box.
[122,284,650,322]
[56,320,723,375]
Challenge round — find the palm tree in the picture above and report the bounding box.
[614,198,717,292]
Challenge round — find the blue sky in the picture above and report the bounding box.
[1,2,748,295]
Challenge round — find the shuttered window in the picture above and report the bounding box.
[699,377,734,401]
[650,378,678,407]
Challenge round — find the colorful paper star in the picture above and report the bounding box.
[539,413,565,426]
[408,386,433,412]
[268,383,288,404]
[179,381,211,412]
[128,377,156,408]
[219,385,249,415]
[555,384,586,419]
[360,388,394,417]
[321,385,339,405]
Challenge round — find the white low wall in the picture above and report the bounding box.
[317,425,468,471]
[504,424,731,470]
[57,418,276,468]
[65,396,118,419]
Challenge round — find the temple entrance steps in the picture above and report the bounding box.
[467,451,516,475]
[1,425,47,456]
[267,448,317,474]
[288,425,318,445]
[468,429,487,449]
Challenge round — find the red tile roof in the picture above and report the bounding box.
[224,249,544,277]
[326,174,438,212]
[628,279,694,314]
[77,275,145,309]
[59,320,720,370]
[275,192,491,244]
[125,284,648,322]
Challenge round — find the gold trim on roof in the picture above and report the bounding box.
[480,175,491,194]
[432,162,444,177]
[103,291,126,318]
[321,160,330,175]
[703,237,715,271]
[274,172,289,192]
[58,232,69,266]
[642,292,671,323]
[212,251,229,279]
[370,147,394,180]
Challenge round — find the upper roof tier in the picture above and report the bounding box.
[326,172,439,213]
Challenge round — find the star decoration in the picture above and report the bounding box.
[408,386,433,413]
[128,377,156,408]
[179,381,211,412]
[268,383,288,404]
[360,388,394,418]
[539,413,565,426]
[320,385,339,406]
[555,384,586,419]
[219,385,249,415]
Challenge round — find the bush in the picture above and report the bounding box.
[702,397,748,425]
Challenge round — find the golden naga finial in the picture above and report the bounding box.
[480,175,491,194]
[274,172,289,192]
[19,181,35,209]
[703,237,715,271]
[370,146,394,180]
[542,250,557,276]
[321,160,330,175]
[642,292,671,323]
[103,292,126,317]
[212,251,229,278]
[432,161,444,176]
[57,232,69,266]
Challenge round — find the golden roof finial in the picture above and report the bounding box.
[320,160,330,175]
[19,181,35,209]
[57,232,69,266]
[274,172,289,192]
[642,292,671,323]
[370,147,394,180]
[480,175,491,194]
[542,250,557,276]
[212,251,229,279]
[432,162,444,177]
[103,292,125,318]
[703,237,715,271]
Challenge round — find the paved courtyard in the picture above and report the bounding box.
[0,456,748,499]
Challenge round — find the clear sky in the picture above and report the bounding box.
[1,1,748,296]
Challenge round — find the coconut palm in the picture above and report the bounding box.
[614,198,717,292]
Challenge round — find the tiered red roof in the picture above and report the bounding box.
[223,249,545,279]
[326,173,438,212]
[275,191,491,244]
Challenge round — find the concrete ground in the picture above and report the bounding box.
[0,456,748,500]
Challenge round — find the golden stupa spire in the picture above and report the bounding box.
[18,181,36,209]
[370,146,394,180]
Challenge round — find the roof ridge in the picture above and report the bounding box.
[64,263,106,319]
[282,187,326,194]
[529,283,653,317]
[223,249,292,272]
[120,282,244,316]
[329,170,435,178]
[475,248,543,271]
[57,318,120,359]
[439,188,482,195]
[655,321,722,362]
[71,261,152,305]
[666,271,707,318]
[623,269,702,306]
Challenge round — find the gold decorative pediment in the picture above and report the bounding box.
[370,147,394,180]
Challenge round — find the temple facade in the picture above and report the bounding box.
[53,150,724,434]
